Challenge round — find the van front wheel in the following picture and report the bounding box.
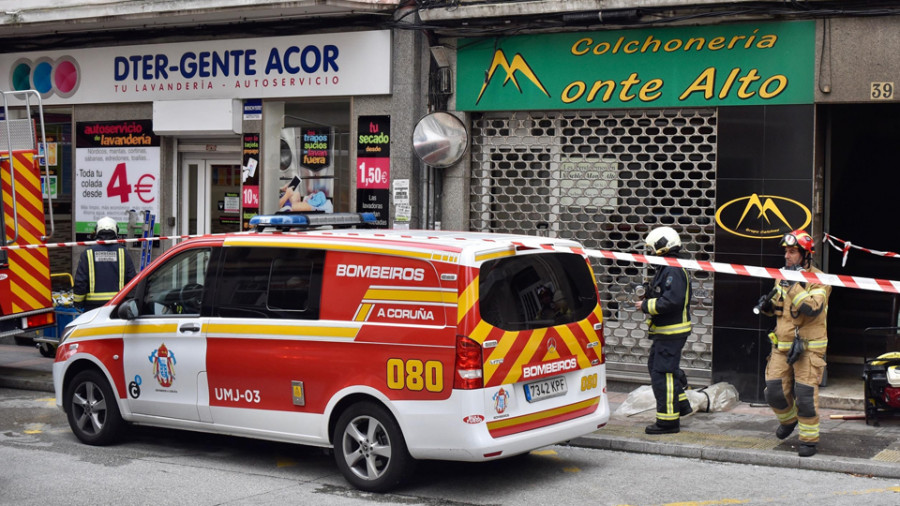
[333,401,414,492]
[65,369,124,446]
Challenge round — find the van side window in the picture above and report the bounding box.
[140,248,212,316]
[214,246,323,319]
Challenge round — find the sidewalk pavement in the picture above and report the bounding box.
[571,380,900,480]
[3,339,900,479]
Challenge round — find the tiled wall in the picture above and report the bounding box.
[712,105,815,403]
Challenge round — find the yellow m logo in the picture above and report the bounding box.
[476,50,550,105]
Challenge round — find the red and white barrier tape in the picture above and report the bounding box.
[510,240,900,294]
[823,233,899,267]
[4,234,899,294]
[0,234,195,252]
[580,248,900,294]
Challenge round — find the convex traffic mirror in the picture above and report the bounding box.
[412,112,468,168]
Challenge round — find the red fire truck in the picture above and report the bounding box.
[0,89,56,342]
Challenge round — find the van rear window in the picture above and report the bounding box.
[478,253,597,331]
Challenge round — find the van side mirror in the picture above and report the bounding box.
[117,299,139,320]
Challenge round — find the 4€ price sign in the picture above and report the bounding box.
[74,119,161,237]
[106,162,156,203]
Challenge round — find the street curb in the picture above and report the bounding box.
[569,434,900,480]
[0,369,54,393]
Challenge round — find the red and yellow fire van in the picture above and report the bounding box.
[54,213,609,491]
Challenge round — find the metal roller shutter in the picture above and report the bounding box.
[469,108,717,382]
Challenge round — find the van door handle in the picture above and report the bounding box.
[179,323,201,333]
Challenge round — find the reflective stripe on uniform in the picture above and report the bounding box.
[649,321,691,335]
[657,372,679,420]
[798,421,818,439]
[777,404,798,423]
[776,339,827,350]
[85,291,118,301]
[87,250,96,295]
[808,288,827,298]
[118,249,126,289]
[792,291,812,306]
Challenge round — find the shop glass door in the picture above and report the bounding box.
[180,158,242,236]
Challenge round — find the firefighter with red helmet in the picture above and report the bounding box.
[73,217,137,311]
[756,229,831,457]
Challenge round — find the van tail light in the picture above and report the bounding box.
[597,322,606,364]
[454,335,484,390]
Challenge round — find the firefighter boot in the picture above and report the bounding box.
[645,421,679,435]
[776,420,797,440]
[798,443,817,457]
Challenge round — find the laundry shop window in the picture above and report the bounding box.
[278,101,351,212]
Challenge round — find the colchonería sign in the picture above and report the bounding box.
[457,21,813,111]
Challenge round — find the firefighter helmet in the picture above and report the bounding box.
[644,226,681,255]
[781,229,814,255]
[96,216,118,238]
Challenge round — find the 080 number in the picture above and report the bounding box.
[387,358,443,392]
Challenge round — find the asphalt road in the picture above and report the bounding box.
[2,387,900,506]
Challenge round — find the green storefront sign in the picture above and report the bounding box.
[457,21,814,111]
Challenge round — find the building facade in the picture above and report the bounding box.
[4,1,900,401]
[418,0,900,401]
[0,0,429,273]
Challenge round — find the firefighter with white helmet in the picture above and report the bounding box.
[635,226,694,434]
[73,217,137,311]
[755,228,830,457]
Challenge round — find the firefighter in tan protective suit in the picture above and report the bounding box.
[756,229,830,457]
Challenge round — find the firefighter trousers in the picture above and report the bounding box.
[648,337,691,427]
[765,345,827,444]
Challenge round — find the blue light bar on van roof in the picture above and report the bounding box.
[250,212,376,231]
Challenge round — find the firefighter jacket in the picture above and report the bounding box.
[73,244,137,309]
[640,257,692,340]
[761,266,830,347]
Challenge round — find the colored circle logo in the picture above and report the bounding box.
[9,56,80,98]
[55,59,79,94]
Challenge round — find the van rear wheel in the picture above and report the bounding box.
[65,369,124,445]
[333,401,414,492]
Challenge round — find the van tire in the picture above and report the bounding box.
[64,369,124,446]
[333,401,414,492]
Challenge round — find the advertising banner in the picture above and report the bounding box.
[356,115,390,228]
[241,132,260,230]
[74,120,161,238]
[278,127,334,213]
[457,21,814,111]
[1,30,391,105]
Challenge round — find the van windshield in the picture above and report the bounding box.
[479,252,597,331]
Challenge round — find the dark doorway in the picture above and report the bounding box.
[824,104,900,367]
